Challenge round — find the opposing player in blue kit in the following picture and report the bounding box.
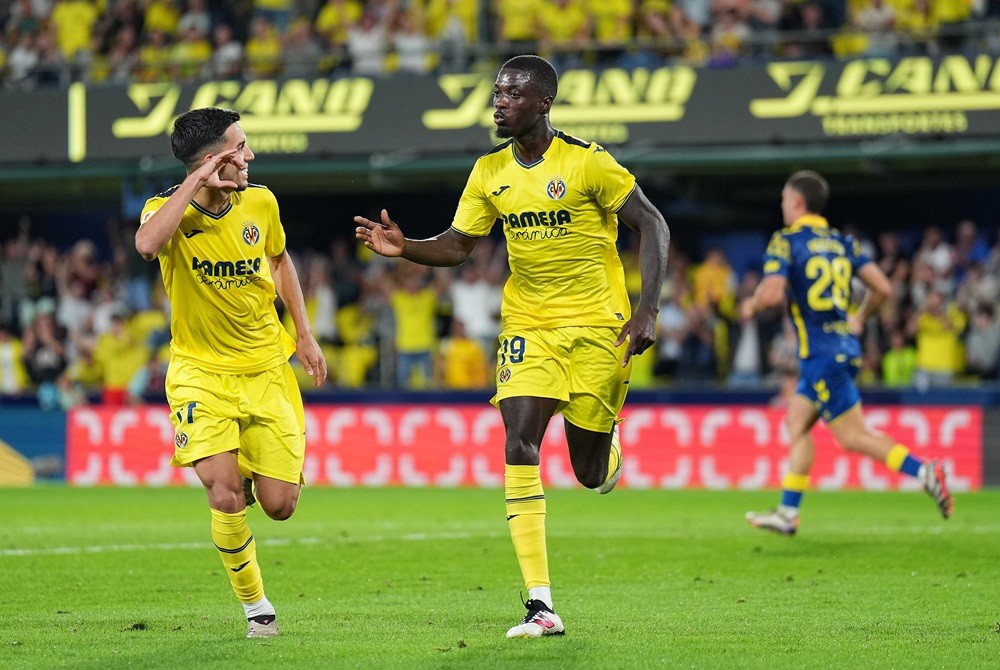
[741,170,952,536]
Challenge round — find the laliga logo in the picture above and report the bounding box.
[546,178,566,200]
[243,223,260,246]
[175,432,189,448]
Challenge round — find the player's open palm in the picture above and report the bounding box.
[355,209,404,257]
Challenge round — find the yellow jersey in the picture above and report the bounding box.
[140,184,295,374]
[451,131,636,331]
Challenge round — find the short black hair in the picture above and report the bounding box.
[500,55,558,100]
[786,170,829,214]
[170,107,241,170]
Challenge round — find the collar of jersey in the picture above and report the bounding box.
[191,199,233,219]
[790,214,828,230]
[511,144,544,169]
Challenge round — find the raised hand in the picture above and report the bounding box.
[354,209,405,257]
[193,148,242,191]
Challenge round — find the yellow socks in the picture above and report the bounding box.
[210,508,264,604]
[505,464,549,590]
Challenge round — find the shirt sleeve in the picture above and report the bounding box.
[762,230,791,278]
[846,234,873,272]
[451,158,496,237]
[264,189,287,258]
[582,144,636,213]
[139,197,169,255]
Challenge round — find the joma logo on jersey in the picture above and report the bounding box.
[243,224,260,246]
[546,178,566,200]
[501,210,572,229]
[192,256,261,277]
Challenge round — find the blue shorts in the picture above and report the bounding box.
[796,354,862,424]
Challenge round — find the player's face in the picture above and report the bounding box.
[216,123,255,191]
[493,69,548,139]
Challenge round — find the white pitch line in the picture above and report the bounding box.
[0,531,506,558]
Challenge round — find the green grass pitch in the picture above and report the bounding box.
[1,486,997,669]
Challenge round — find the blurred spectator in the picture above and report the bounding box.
[854,0,897,56]
[387,266,444,389]
[449,262,502,361]
[177,0,212,36]
[691,246,735,313]
[143,0,182,37]
[1,227,31,329]
[881,329,916,387]
[137,29,172,82]
[907,289,966,390]
[7,32,41,86]
[965,304,1000,380]
[586,0,632,64]
[253,0,293,34]
[210,22,244,78]
[106,24,140,83]
[438,319,489,389]
[244,15,282,77]
[170,23,212,81]
[49,0,99,61]
[314,0,362,70]
[782,0,834,57]
[346,9,390,76]
[898,0,939,55]
[709,0,751,66]
[952,219,990,283]
[282,17,322,78]
[536,0,591,71]
[727,270,767,386]
[0,322,30,398]
[21,312,70,410]
[496,0,541,55]
[21,242,59,330]
[914,224,954,284]
[90,309,149,405]
[96,0,143,53]
[424,0,477,71]
[392,8,433,75]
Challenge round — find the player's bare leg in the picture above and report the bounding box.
[747,395,818,535]
[828,405,952,518]
[564,421,619,493]
[195,453,278,637]
[500,397,565,637]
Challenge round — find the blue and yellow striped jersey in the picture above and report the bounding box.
[762,214,872,360]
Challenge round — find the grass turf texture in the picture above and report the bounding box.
[1,486,997,669]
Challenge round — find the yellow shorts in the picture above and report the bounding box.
[491,326,631,433]
[165,358,305,484]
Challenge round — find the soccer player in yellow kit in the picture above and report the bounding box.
[355,55,670,638]
[135,107,327,638]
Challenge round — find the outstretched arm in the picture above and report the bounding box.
[354,209,480,267]
[135,148,243,260]
[270,250,328,387]
[616,185,671,366]
[741,275,787,320]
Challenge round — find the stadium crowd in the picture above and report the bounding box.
[1,213,998,407]
[1,0,1000,86]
